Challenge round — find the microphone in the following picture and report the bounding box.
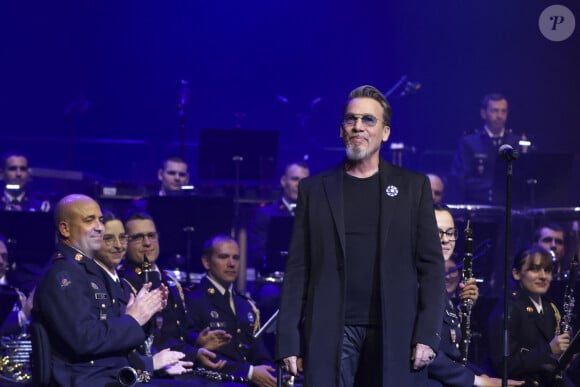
[498,144,519,161]
[399,80,421,97]
[178,80,190,118]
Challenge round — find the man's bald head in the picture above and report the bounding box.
[55,194,104,258]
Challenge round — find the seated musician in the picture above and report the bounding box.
[118,212,232,367]
[0,151,51,212]
[185,234,276,386]
[94,211,194,377]
[0,233,34,336]
[487,246,579,386]
[429,204,523,387]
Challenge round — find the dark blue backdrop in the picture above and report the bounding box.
[1,0,578,185]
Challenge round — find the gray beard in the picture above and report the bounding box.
[345,145,370,161]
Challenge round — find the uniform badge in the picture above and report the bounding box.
[385,185,399,197]
[57,271,72,288]
[450,328,457,344]
[134,267,142,275]
[91,282,99,290]
[208,288,216,295]
[248,312,254,323]
[210,310,219,319]
[526,306,534,313]
[74,253,83,261]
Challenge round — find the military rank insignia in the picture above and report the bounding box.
[74,253,83,262]
[57,271,72,288]
[134,267,142,275]
[526,306,534,313]
[210,310,219,319]
[208,288,216,295]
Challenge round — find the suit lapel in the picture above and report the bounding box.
[378,159,401,255]
[323,167,346,260]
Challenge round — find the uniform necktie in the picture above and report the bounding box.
[224,289,235,314]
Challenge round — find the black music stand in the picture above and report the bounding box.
[559,330,580,371]
[263,216,295,275]
[0,212,55,295]
[512,152,575,206]
[146,196,233,274]
[197,128,279,183]
[0,211,55,266]
[0,289,19,327]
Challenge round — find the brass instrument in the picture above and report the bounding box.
[460,220,474,364]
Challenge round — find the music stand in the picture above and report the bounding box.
[559,330,580,370]
[0,289,19,327]
[0,212,55,266]
[197,128,279,183]
[512,152,575,206]
[263,216,295,275]
[146,196,233,274]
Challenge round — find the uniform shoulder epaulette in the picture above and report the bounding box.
[52,252,66,262]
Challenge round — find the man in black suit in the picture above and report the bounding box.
[186,235,275,386]
[32,194,166,386]
[450,93,528,203]
[276,85,446,386]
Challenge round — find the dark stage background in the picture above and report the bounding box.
[1,0,578,187]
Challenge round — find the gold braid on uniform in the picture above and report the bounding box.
[247,298,260,336]
[551,302,562,335]
[163,270,187,311]
[124,278,138,295]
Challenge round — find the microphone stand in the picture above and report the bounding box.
[500,147,519,387]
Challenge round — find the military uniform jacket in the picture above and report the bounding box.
[185,276,272,378]
[119,260,197,358]
[32,242,146,386]
[247,198,294,271]
[428,295,475,387]
[451,129,521,203]
[488,291,561,386]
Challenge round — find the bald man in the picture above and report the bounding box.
[33,194,167,385]
[427,174,444,204]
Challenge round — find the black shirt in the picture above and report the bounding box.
[343,172,381,325]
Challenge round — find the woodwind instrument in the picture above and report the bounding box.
[141,254,154,357]
[560,253,578,335]
[460,220,474,364]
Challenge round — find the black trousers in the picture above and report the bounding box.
[339,325,383,387]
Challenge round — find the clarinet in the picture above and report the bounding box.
[560,254,578,335]
[460,220,474,364]
[141,254,154,357]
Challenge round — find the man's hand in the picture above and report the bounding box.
[251,365,276,387]
[474,374,524,386]
[164,361,194,375]
[282,356,298,376]
[152,348,186,370]
[411,343,436,370]
[17,287,35,320]
[125,282,166,326]
[196,327,232,350]
[459,278,479,304]
[550,332,570,355]
[196,347,227,369]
